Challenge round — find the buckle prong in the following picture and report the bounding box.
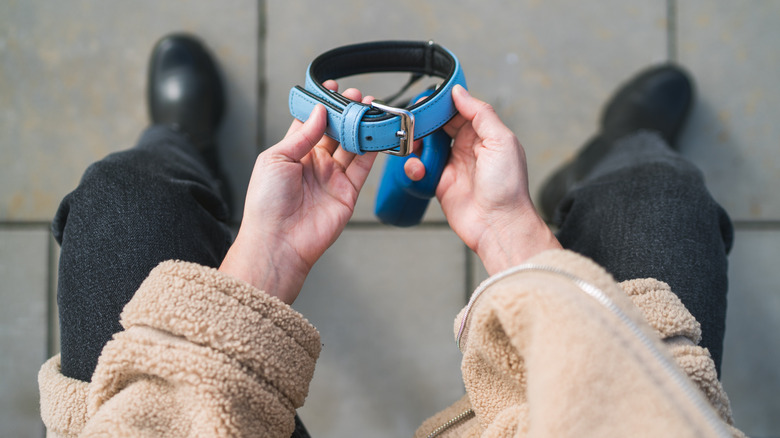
[370,101,415,156]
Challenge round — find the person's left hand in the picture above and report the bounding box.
[220,83,377,304]
[403,85,561,275]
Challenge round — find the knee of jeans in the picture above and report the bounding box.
[65,154,231,261]
[560,160,723,227]
[50,158,135,245]
[80,150,225,218]
[79,154,164,206]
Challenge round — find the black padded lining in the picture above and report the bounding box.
[310,41,455,83]
[306,41,457,117]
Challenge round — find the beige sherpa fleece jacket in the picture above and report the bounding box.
[39,251,744,437]
[39,260,321,437]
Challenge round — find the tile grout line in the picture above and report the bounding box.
[732,221,780,230]
[4,219,780,231]
[0,220,53,229]
[667,0,678,62]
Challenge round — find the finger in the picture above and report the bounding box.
[330,93,376,167]
[442,113,467,138]
[404,157,426,181]
[345,151,378,191]
[323,80,339,91]
[342,88,362,102]
[332,94,375,165]
[284,81,341,139]
[338,94,398,187]
[276,105,328,162]
[411,138,424,156]
[330,89,369,166]
[450,85,513,141]
[332,145,357,168]
[323,88,364,159]
[285,118,304,139]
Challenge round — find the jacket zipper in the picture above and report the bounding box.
[455,263,732,438]
[426,409,475,438]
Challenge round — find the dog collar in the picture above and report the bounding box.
[289,40,467,155]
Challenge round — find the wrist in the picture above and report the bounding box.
[218,229,310,305]
[475,209,562,276]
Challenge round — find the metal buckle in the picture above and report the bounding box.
[370,101,415,156]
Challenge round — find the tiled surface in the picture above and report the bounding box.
[1,1,779,437]
[266,0,667,221]
[677,1,780,221]
[0,228,50,438]
[721,230,780,436]
[293,228,467,437]
[0,0,259,222]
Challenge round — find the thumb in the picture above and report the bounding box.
[451,85,513,141]
[404,156,426,181]
[275,105,328,161]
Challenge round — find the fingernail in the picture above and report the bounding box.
[453,84,469,97]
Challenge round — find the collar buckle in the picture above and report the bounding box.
[370,101,415,156]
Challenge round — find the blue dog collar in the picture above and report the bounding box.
[289,40,467,155]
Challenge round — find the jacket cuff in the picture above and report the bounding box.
[38,355,89,437]
[118,260,321,406]
[619,278,702,343]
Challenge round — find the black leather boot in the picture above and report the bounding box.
[147,33,225,151]
[538,64,694,222]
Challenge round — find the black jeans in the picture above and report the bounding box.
[53,126,233,382]
[554,131,734,374]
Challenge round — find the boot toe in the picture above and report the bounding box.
[147,33,224,149]
[600,64,694,146]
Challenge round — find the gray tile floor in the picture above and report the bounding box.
[1,1,778,437]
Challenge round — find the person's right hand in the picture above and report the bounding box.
[219,84,377,304]
[405,85,560,275]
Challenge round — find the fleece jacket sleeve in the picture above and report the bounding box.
[455,249,743,438]
[40,260,321,438]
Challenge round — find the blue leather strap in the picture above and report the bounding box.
[288,41,467,155]
[339,103,371,154]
